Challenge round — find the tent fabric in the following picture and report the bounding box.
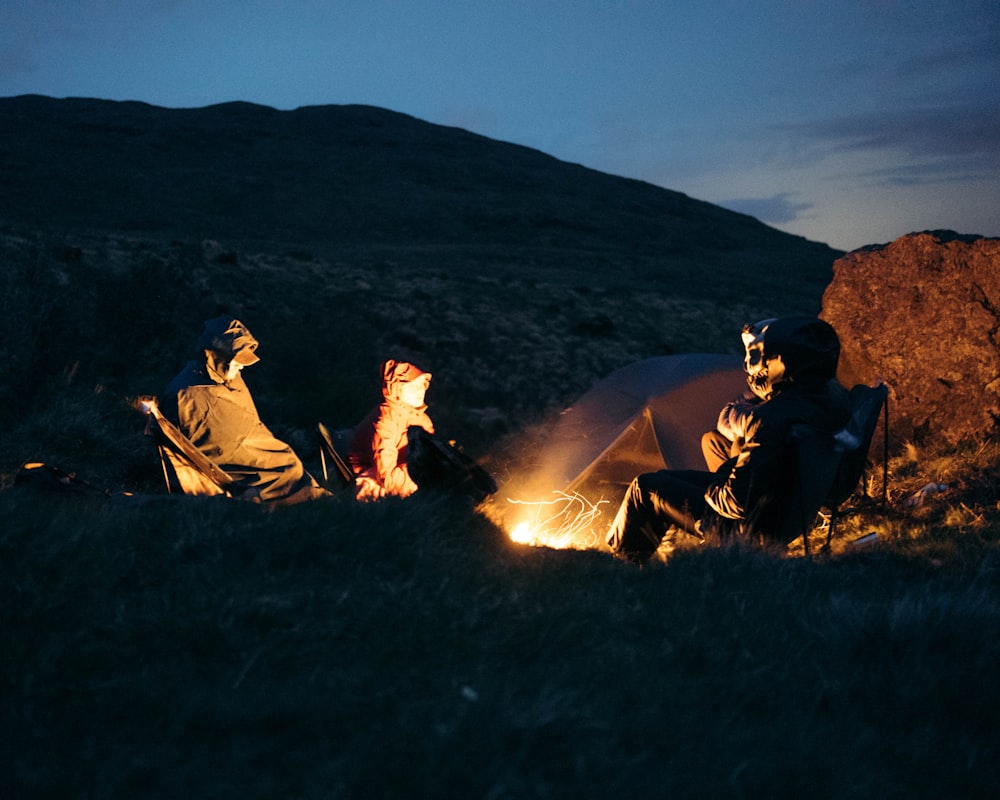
[532,353,746,506]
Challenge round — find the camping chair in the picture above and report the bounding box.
[142,399,237,497]
[785,383,890,556]
[817,383,890,549]
[317,422,356,491]
[781,423,844,555]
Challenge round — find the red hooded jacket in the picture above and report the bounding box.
[348,360,434,497]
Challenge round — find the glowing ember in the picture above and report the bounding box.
[510,522,535,545]
[506,491,609,550]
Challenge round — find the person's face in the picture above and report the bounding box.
[225,360,245,382]
[398,375,430,408]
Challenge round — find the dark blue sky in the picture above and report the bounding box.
[2,0,998,251]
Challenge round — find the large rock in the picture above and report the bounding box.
[821,230,1000,448]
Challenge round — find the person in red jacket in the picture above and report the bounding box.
[348,359,435,500]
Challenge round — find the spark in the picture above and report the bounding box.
[506,491,610,550]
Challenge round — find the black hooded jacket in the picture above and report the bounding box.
[704,318,851,536]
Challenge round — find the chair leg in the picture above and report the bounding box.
[159,450,174,494]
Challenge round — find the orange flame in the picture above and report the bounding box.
[505,491,610,550]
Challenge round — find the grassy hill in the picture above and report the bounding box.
[0,95,837,296]
[1,97,997,798]
[1,95,842,489]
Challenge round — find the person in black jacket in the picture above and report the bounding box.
[700,320,771,472]
[606,317,851,561]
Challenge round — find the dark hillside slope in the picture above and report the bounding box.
[1,95,846,485]
[0,95,839,294]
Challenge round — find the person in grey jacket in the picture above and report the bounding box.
[161,316,329,505]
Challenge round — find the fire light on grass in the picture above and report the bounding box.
[506,490,610,550]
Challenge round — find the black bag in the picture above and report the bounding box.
[406,427,497,503]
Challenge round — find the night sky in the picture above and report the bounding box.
[2,0,998,251]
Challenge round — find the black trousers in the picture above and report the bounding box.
[606,469,715,560]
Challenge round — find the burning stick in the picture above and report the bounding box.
[507,490,610,550]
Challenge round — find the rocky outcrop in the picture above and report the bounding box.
[821,231,1000,448]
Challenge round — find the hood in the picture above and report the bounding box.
[197,316,260,365]
[743,316,840,400]
[381,359,430,401]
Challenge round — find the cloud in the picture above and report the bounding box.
[795,105,1000,161]
[717,193,814,225]
[856,158,991,189]
[770,102,1000,196]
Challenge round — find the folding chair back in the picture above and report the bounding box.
[143,400,235,497]
[820,383,889,545]
[317,422,357,490]
[781,383,890,554]
[780,423,844,554]
[826,383,889,508]
[155,438,227,496]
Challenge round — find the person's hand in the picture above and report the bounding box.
[386,466,419,497]
[398,470,419,497]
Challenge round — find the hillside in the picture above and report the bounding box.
[0,94,849,492]
[0,95,838,294]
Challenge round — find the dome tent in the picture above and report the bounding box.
[540,353,744,498]
[499,353,746,548]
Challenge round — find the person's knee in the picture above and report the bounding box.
[702,430,729,472]
[633,471,664,495]
[623,474,647,507]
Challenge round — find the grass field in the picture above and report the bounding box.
[2,229,999,798]
[3,480,998,799]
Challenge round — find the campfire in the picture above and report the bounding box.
[505,490,610,550]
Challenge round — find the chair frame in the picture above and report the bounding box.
[142,399,237,497]
[317,422,357,490]
[797,383,890,556]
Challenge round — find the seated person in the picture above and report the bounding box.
[701,388,762,472]
[700,320,771,471]
[160,316,329,505]
[348,359,435,500]
[606,317,851,561]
